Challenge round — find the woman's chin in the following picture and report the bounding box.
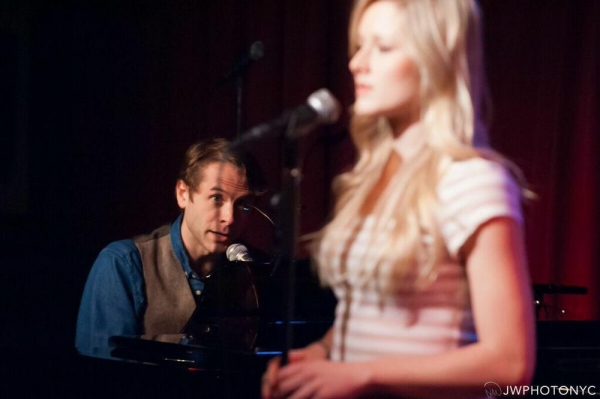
[353,102,383,118]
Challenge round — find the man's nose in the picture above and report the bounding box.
[219,203,235,225]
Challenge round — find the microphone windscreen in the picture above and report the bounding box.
[306,88,341,125]
[249,41,265,61]
[226,243,252,262]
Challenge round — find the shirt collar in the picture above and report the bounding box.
[170,214,194,275]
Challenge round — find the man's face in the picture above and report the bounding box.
[176,161,253,261]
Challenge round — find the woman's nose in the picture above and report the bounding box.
[349,46,368,74]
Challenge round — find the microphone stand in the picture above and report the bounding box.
[214,44,262,137]
[216,41,264,138]
[229,88,340,362]
[271,114,301,365]
[213,72,245,137]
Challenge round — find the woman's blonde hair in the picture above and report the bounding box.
[312,0,503,294]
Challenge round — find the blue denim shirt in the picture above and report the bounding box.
[75,214,204,358]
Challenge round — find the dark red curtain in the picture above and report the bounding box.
[158,0,599,319]
[3,1,599,353]
[481,0,600,320]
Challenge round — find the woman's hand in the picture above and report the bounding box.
[262,341,330,399]
[267,360,370,399]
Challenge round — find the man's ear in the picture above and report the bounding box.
[175,180,190,209]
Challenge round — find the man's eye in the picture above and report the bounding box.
[211,195,224,203]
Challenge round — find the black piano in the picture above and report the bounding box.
[73,258,335,399]
[5,264,598,398]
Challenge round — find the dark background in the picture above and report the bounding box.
[1,0,599,396]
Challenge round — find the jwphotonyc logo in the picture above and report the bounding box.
[484,382,598,397]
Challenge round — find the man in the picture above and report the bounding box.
[75,138,266,357]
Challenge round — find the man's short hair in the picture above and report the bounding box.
[178,138,267,195]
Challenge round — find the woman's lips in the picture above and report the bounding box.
[355,84,371,97]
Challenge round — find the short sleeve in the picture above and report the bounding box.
[437,158,523,259]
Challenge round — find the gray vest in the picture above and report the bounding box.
[134,226,196,335]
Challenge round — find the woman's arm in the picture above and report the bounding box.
[361,217,536,397]
[273,217,536,399]
[303,327,334,360]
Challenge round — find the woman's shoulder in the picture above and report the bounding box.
[437,156,522,217]
[438,157,518,196]
[442,157,510,181]
[436,157,524,258]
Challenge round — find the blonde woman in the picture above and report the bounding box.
[263,0,535,398]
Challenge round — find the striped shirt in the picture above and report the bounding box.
[327,158,523,363]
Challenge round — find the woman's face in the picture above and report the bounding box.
[349,1,421,125]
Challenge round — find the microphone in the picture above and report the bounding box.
[231,88,341,147]
[226,243,253,262]
[220,41,265,84]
